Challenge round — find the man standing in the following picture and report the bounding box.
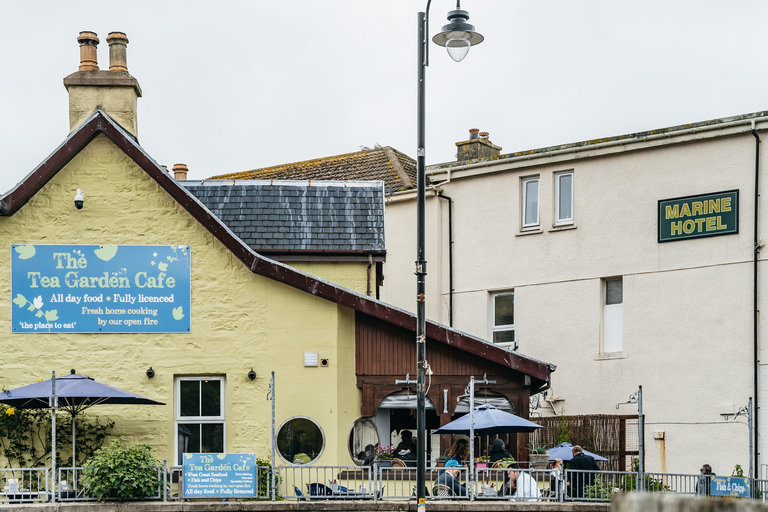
[696,464,714,496]
[434,460,466,496]
[568,445,599,498]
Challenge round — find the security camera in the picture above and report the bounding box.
[74,189,84,210]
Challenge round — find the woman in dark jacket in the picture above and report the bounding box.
[488,439,512,463]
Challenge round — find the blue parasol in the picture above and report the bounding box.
[433,404,542,435]
[547,442,608,461]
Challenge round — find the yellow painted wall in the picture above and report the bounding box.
[290,262,376,296]
[0,134,363,468]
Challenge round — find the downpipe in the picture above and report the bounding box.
[752,123,761,472]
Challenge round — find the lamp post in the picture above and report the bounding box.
[415,1,482,506]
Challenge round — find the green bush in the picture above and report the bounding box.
[83,439,160,501]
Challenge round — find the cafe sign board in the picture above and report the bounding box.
[182,453,257,498]
[658,190,738,243]
[11,244,190,333]
[710,475,750,498]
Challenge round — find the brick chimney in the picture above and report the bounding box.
[172,164,189,180]
[63,31,142,138]
[456,128,502,161]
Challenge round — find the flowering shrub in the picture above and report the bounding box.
[375,445,396,460]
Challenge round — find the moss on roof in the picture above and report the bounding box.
[210,146,416,192]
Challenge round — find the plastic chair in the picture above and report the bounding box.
[391,458,407,467]
[432,484,454,497]
[293,485,306,501]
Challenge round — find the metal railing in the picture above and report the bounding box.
[0,467,50,504]
[6,463,768,503]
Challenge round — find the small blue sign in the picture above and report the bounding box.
[11,245,190,333]
[183,453,257,498]
[710,476,750,498]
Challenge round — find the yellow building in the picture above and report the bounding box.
[0,32,553,470]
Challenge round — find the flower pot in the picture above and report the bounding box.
[529,453,549,469]
[476,461,487,469]
[435,460,445,468]
[376,459,392,468]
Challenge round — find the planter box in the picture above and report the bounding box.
[529,453,549,469]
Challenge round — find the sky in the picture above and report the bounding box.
[2,1,768,194]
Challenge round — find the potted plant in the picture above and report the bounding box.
[528,444,549,469]
[435,453,448,468]
[375,445,396,467]
[475,455,489,469]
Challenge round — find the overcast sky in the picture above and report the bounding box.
[2,1,768,194]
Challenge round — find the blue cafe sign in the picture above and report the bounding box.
[11,244,190,333]
[183,453,257,498]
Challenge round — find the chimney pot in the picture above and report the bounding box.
[172,163,189,180]
[469,128,479,140]
[479,132,489,139]
[106,32,129,73]
[77,31,99,71]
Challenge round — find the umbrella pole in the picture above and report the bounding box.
[72,412,77,491]
[51,371,57,503]
[469,378,475,500]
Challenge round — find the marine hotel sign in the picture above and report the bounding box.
[11,244,191,333]
[658,190,738,243]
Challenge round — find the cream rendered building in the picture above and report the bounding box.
[380,120,768,475]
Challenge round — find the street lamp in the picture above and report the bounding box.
[415,1,482,506]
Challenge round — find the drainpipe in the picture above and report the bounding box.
[752,122,761,471]
[366,255,372,296]
[437,192,453,326]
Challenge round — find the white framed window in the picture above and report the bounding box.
[175,376,226,464]
[554,171,574,225]
[521,176,540,229]
[602,278,623,353]
[491,291,516,349]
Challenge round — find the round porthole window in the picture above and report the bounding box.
[276,416,325,464]
[347,418,380,466]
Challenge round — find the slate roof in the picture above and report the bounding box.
[209,146,417,193]
[181,180,385,256]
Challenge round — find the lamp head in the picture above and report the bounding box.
[432,9,484,62]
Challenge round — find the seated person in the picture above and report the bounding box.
[488,438,513,463]
[504,469,540,501]
[400,430,417,453]
[394,441,417,466]
[445,438,469,465]
[434,460,466,496]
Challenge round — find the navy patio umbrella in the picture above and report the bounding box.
[547,442,608,462]
[433,404,542,435]
[0,370,164,474]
